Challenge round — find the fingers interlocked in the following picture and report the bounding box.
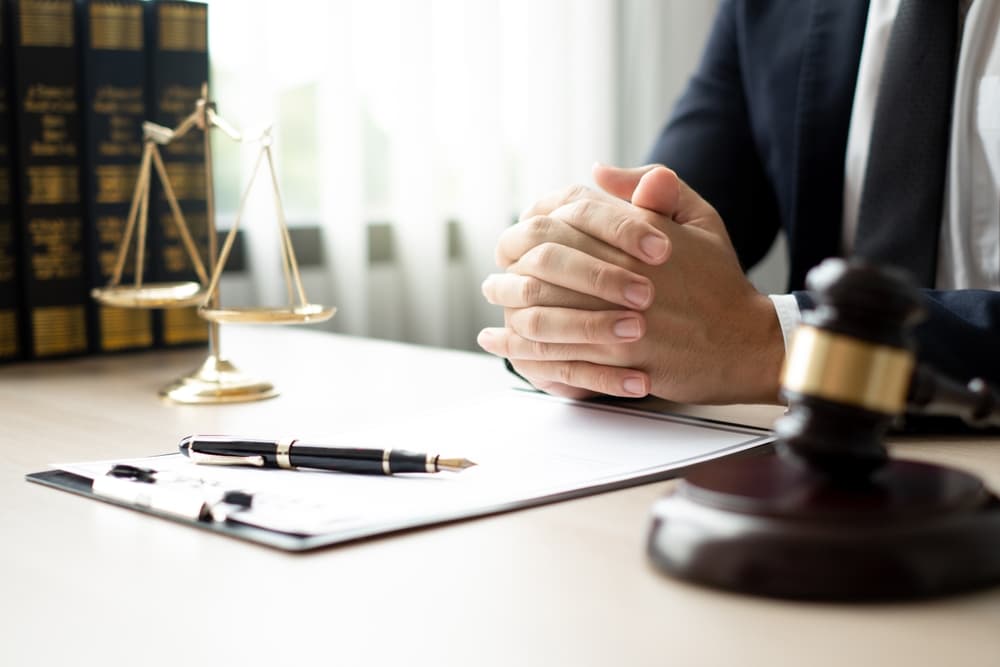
[479,174,677,399]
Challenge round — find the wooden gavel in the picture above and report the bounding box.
[647,259,1000,601]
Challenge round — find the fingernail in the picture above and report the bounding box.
[481,275,496,301]
[623,376,646,396]
[624,283,651,308]
[640,234,668,262]
[613,318,641,339]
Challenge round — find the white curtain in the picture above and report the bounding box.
[207,0,719,349]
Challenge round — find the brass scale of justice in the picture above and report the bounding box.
[92,84,335,404]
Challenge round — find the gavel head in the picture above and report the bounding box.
[776,259,926,479]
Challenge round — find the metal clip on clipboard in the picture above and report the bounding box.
[91,465,253,523]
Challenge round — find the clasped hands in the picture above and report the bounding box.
[477,164,785,405]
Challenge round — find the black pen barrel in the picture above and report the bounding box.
[181,436,439,475]
[293,445,434,475]
[289,454,384,474]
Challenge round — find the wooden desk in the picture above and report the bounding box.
[2,328,999,666]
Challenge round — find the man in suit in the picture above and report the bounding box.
[477,0,1000,408]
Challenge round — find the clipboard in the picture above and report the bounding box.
[25,393,775,552]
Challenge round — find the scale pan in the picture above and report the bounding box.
[91,282,206,308]
[198,303,336,324]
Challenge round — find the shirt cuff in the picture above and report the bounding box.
[767,293,802,352]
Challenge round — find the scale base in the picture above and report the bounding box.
[647,452,1000,600]
[159,354,278,404]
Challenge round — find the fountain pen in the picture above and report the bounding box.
[178,435,477,475]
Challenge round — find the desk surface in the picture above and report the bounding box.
[2,328,1000,666]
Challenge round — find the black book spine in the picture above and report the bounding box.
[79,0,153,352]
[0,0,21,362]
[145,0,209,348]
[7,0,89,358]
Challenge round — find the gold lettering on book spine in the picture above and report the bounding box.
[99,305,152,350]
[158,4,206,52]
[28,217,82,280]
[93,86,144,116]
[90,3,142,51]
[96,165,139,204]
[19,0,74,48]
[163,163,206,200]
[94,88,143,158]
[24,85,76,115]
[31,113,76,158]
[32,305,86,356]
[0,311,18,357]
[27,166,79,205]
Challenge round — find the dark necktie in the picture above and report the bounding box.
[853,0,958,287]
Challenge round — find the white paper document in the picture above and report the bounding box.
[53,390,773,544]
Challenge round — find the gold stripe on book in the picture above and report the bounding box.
[162,306,208,345]
[96,164,139,204]
[158,4,206,53]
[27,166,79,205]
[32,305,86,356]
[0,310,18,357]
[90,4,142,51]
[99,306,152,350]
[19,0,74,48]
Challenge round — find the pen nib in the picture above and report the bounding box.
[436,457,477,473]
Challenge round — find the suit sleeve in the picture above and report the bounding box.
[645,0,780,272]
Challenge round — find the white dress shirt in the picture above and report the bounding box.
[769,0,1000,350]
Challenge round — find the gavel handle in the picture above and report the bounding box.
[908,365,1000,428]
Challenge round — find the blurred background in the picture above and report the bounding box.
[206,0,787,351]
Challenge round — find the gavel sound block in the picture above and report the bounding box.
[647,259,1000,600]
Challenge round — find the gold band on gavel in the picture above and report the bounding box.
[781,325,915,415]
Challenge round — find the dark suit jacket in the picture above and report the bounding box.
[647,0,1000,388]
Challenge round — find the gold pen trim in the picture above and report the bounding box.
[275,438,295,469]
[382,449,392,475]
